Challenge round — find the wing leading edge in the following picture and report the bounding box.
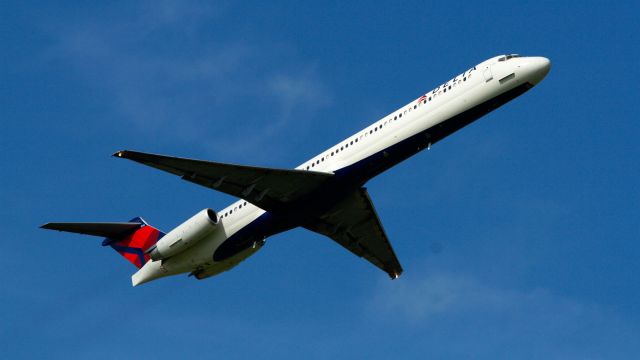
[303,188,403,279]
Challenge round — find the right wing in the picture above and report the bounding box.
[303,188,403,279]
[114,150,333,212]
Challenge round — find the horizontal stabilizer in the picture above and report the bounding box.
[40,222,143,238]
[41,218,165,269]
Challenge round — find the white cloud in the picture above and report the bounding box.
[368,271,639,358]
[372,272,559,321]
[46,1,331,161]
[269,69,331,120]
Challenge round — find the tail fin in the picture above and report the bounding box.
[101,217,165,268]
[41,217,165,268]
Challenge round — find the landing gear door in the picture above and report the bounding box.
[483,66,493,82]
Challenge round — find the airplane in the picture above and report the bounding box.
[42,54,551,286]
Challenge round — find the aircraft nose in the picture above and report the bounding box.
[526,56,551,85]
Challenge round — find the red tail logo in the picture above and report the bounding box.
[102,218,165,268]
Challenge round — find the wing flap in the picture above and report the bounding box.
[303,188,403,278]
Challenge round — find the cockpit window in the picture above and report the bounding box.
[500,54,522,61]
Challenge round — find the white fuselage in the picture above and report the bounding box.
[132,55,551,286]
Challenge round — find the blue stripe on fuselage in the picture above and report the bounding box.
[213,82,534,262]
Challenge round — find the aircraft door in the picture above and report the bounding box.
[483,66,493,82]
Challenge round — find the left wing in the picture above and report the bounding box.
[114,150,333,212]
[303,188,403,279]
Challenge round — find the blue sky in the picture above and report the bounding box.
[2,1,639,358]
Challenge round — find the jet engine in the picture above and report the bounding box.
[147,208,218,261]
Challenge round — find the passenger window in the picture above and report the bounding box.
[399,113,402,118]
[394,116,397,120]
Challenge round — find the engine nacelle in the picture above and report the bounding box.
[147,208,218,261]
